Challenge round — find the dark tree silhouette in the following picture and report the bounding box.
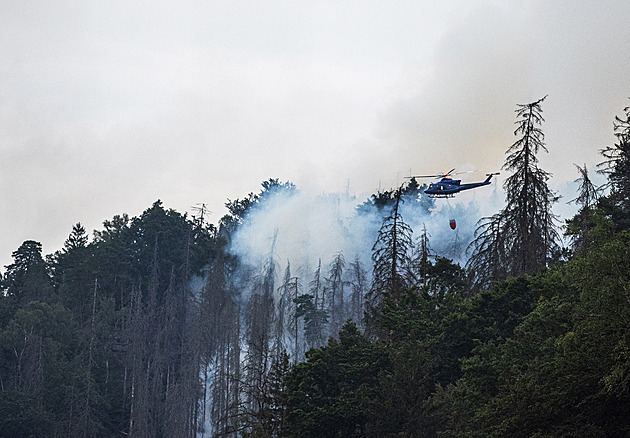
[599,100,630,230]
[326,251,346,337]
[348,257,368,330]
[468,96,559,290]
[566,163,601,252]
[2,240,52,306]
[366,188,414,337]
[410,223,433,287]
[503,95,560,274]
[370,189,413,299]
[467,213,509,292]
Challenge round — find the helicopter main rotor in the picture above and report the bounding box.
[407,168,473,179]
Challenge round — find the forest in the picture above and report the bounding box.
[1,96,629,438]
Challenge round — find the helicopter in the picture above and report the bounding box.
[410,169,500,198]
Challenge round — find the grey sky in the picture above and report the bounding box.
[1,0,628,267]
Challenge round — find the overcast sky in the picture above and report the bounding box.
[1,0,629,267]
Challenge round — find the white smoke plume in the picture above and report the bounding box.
[228,178,505,286]
[230,189,374,281]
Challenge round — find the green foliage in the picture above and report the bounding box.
[295,293,328,348]
[240,350,291,438]
[0,200,220,437]
[2,240,53,307]
[370,189,414,301]
[358,177,435,215]
[599,101,630,230]
[2,154,630,438]
[434,231,630,437]
[289,249,630,437]
[283,322,390,437]
[0,301,101,437]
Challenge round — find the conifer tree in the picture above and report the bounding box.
[468,96,559,289]
[370,189,413,299]
[503,95,559,274]
[309,259,322,309]
[599,100,630,230]
[65,223,89,250]
[297,260,328,349]
[242,232,277,430]
[467,213,509,292]
[276,261,300,360]
[410,223,433,287]
[294,293,328,350]
[327,251,346,337]
[348,257,368,329]
[47,224,94,327]
[2,240,52,306]
[566,163,601,252]
[366,189,413,336]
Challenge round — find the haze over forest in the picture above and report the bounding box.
[2,0,629,268]
[2,2,630,437]
[1,92,630,436]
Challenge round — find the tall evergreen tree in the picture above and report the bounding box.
[283,322,389,438]
[47,223,95,327]
[366,188,414,337]
[468,96,559,289]
[502,95,559,274]
[294,293,328,351]
[2,240,52,306]
[326,252,346,338]
[369,189,413,300]
[242,232,277,432]
[348,257,368,330]
[599,100,630,230]
[298,260,328,349]
[410,223,433,287]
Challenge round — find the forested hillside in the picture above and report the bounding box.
[1,98,629,437]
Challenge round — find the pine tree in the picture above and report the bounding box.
[410,223,433,287]
[370,189,413,300]
[242,233,277,431]
[348,257,368,329]
[2,240,52,306]
[298,260,328,349]
[276,261,300,360]
[599,100,630,230]
[48,223,94,327]
[366,189,414,336]
[65,223,89,250]
[502,95,559,275]
[467,96,559,289]
[326,252,345,338]
[294,293,328,351]
[566,163,601,252]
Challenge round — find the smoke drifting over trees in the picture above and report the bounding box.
[0,174,482,436]
[3,97,630,437]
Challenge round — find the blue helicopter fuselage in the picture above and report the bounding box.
[424,174,494,197]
